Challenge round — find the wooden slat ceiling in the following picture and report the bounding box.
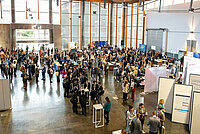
[73,0,152,4]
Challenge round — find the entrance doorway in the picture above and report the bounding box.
[16,29,50,51]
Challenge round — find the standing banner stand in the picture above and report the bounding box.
[172,84,193,124]
[190,91,200,134]
[93,104,104,128]
[158,77,175,114]
[0,79,12,111]
[144,67,166,92]
[189,74,200,91]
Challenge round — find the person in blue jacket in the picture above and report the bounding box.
[103,97,111,125]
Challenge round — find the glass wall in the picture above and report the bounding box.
[61,0,200,49]
[15,0,57,24]
[61,1,70,49]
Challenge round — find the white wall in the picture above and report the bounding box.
[146,2,200,54]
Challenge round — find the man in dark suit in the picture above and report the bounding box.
[131,113,142,134]
[84,79,91,91]
[91,81,98,91]
[147,111,161,134]
[79,90,87,116]
[97,82,104,103]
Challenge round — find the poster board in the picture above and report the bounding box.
[183,56,200,84]
[189,74,200,92]
[144,67,166,92]
[172,84,193,124]
[0,79,12,111]
[190,91,200,134]
[158,77,175,114]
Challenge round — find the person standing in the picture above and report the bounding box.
[131,113,142,134]
[13,61,17,77]
[147,111,161,134]
[136,103,147,132]
[130,79,135,102]
[84,78,91,91]
[79,90,87,116]
[126,105,135,134]
[122,80,129,102]
[97,82,104,103]
[71,89,78,114]
[157,106,165,134]
[103,97,111,125]
[8,65,13,82]
[41,64,46,80]
[35,65,39,83]
[63,76,70,98]
[49,67,54,83]
[4,65,8,79]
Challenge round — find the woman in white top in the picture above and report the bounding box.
[126,105,135,134]
[123,80,129,102]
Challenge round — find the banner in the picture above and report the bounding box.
[139,44,147,52]
[144,67,166,92]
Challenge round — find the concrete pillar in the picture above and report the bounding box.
[49,0,53,24]
[49,0,54,46]
[11,0,15,23]
[81,0,85,49]
[122,6,126,47]
[11,0,15,49]
[110,3,113,46]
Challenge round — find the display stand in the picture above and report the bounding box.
[93,104,104,128]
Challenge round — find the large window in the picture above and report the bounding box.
[15,0,56,24]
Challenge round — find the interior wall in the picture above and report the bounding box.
[0,24,11,49]
[146,12,200,54]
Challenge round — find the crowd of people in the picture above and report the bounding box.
[125,99,166,134]
[0,44,182,132]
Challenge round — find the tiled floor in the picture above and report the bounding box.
[0,70,189,134]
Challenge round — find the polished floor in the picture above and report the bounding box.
[0,70,189,134]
